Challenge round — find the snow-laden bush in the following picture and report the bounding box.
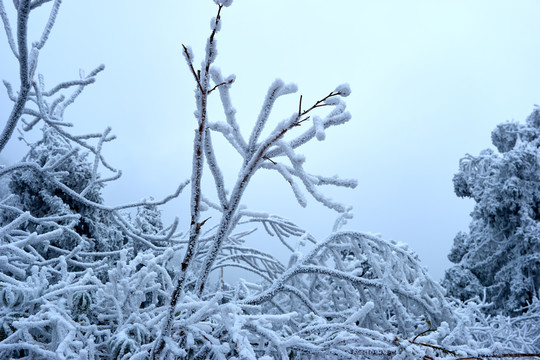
[1,0,539,359]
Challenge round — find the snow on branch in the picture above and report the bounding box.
[33,0,59,50]
[0,0,31,153]
[0,0,18,58]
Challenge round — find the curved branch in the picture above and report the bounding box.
[0,0,31,153]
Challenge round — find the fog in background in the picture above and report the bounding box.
[2,0,540,280]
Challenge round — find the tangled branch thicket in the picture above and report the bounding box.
[0,0,539,359]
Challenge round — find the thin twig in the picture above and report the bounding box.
[208,81,227,94]
[411,322,435,343]
[182,44,204,94]
[300,92,335,115]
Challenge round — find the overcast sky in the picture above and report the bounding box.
[2,0,540,280]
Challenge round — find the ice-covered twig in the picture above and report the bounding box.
[215,245,286,281]
[209,67,247,154]
[30,0,53,10]
[243,215,317,251]
[204,126,228,207]
[245,79,298,165]
[33,0,59,50]
[0,0,18,58]
[80,127,110,197]
[37,77,97,98]
[0,0,31,153]
[152,4,227,357]
[265,94,352,158]
[55,65,105,119]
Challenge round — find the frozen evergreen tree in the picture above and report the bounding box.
[443,108,540,315]
[134,199,164,236]
[132,198,166,251]
[8,126,125,254]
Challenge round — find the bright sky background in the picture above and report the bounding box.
[2,0,540,280]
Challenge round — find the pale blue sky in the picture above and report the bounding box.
[2,0,540,280]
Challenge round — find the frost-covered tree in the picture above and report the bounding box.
[443,108,540,316]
